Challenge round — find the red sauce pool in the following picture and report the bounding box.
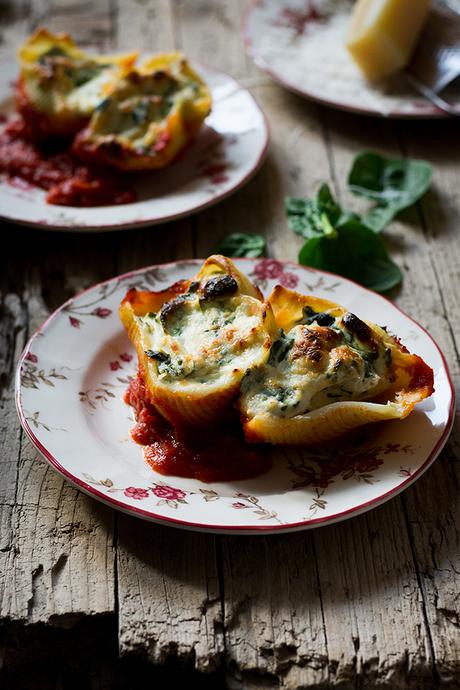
[124,373,272,482]
[0,117,136,207]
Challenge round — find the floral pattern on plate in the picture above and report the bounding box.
[16,259,455,534]
[0,59,269,231]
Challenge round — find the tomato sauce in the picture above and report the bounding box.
[0,117,136,206]
[409,354,435,393]
[124,373,272,482]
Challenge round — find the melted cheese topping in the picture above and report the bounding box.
[137,290,270,390]
[241,314,394,419]
[23,50,119,116]
[86,70,202,148]
[65,68,118,112]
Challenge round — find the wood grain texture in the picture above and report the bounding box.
[398,120,460,690]
[221,533,328,689]
[1,0,460,687]
[0,0,116,655]
[117,517,224,670]
[112,0,220,672]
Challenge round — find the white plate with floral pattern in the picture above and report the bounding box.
[16,259,455,534]
[244,0,460,118]
[0,59,269,231]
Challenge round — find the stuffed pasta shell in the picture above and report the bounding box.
[119,256,276,427]
[17,28,137,138]
[239,286,434,445]
[73,52,211,171]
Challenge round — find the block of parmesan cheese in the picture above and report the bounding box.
[346,0,432,81]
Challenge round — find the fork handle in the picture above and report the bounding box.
[403,72,460,117]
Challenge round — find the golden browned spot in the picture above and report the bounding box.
[292,326,340,356]
[291,326,342,368]
[233,339,246,352]
[329,345,363,371]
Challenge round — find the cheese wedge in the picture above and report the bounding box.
[346,0,431,81]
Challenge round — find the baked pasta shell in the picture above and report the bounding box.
[240,285,434,445]
[17,28,137,137]
[243,390,430,446]
[269,285,348,332]
[269,285,434,398]
[120,258,276,427]
[74,52,211,171]
[195,255,263,300]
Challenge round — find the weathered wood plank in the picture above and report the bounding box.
[0,0,117,634]
[0,289,28,625]
[0,292,27,508]
[221,533,328,689]
[115,0,175,54]
[172,0,253,80]
[46,0,114,48]
[314,504,432,689]
[117,517,224,671]
[2,477,115,624]
[1,0,460,686]
[0,0,31,52]
[396,119,460,688]
[0,224,118,626]
[112,0,220,671]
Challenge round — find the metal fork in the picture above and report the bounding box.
[404,0,460,117]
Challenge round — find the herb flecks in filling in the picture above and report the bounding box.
[268,331,293,366]
[241,308,395,419]
[140,282,267,384]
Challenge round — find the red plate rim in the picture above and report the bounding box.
[15,259,456,533]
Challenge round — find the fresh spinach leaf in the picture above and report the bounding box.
[348,151,432,232]
[298,219,402,293]
[215,233,266,258]
[285,152,433,292]
[286,184,340,239]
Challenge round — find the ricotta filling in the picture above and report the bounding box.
[25,52,116,116]
[88,76,201,147]
[65,67,117,112]
[137,292,267,389]
[241,315,393,419]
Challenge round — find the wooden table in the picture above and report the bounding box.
[1,2,460,688]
